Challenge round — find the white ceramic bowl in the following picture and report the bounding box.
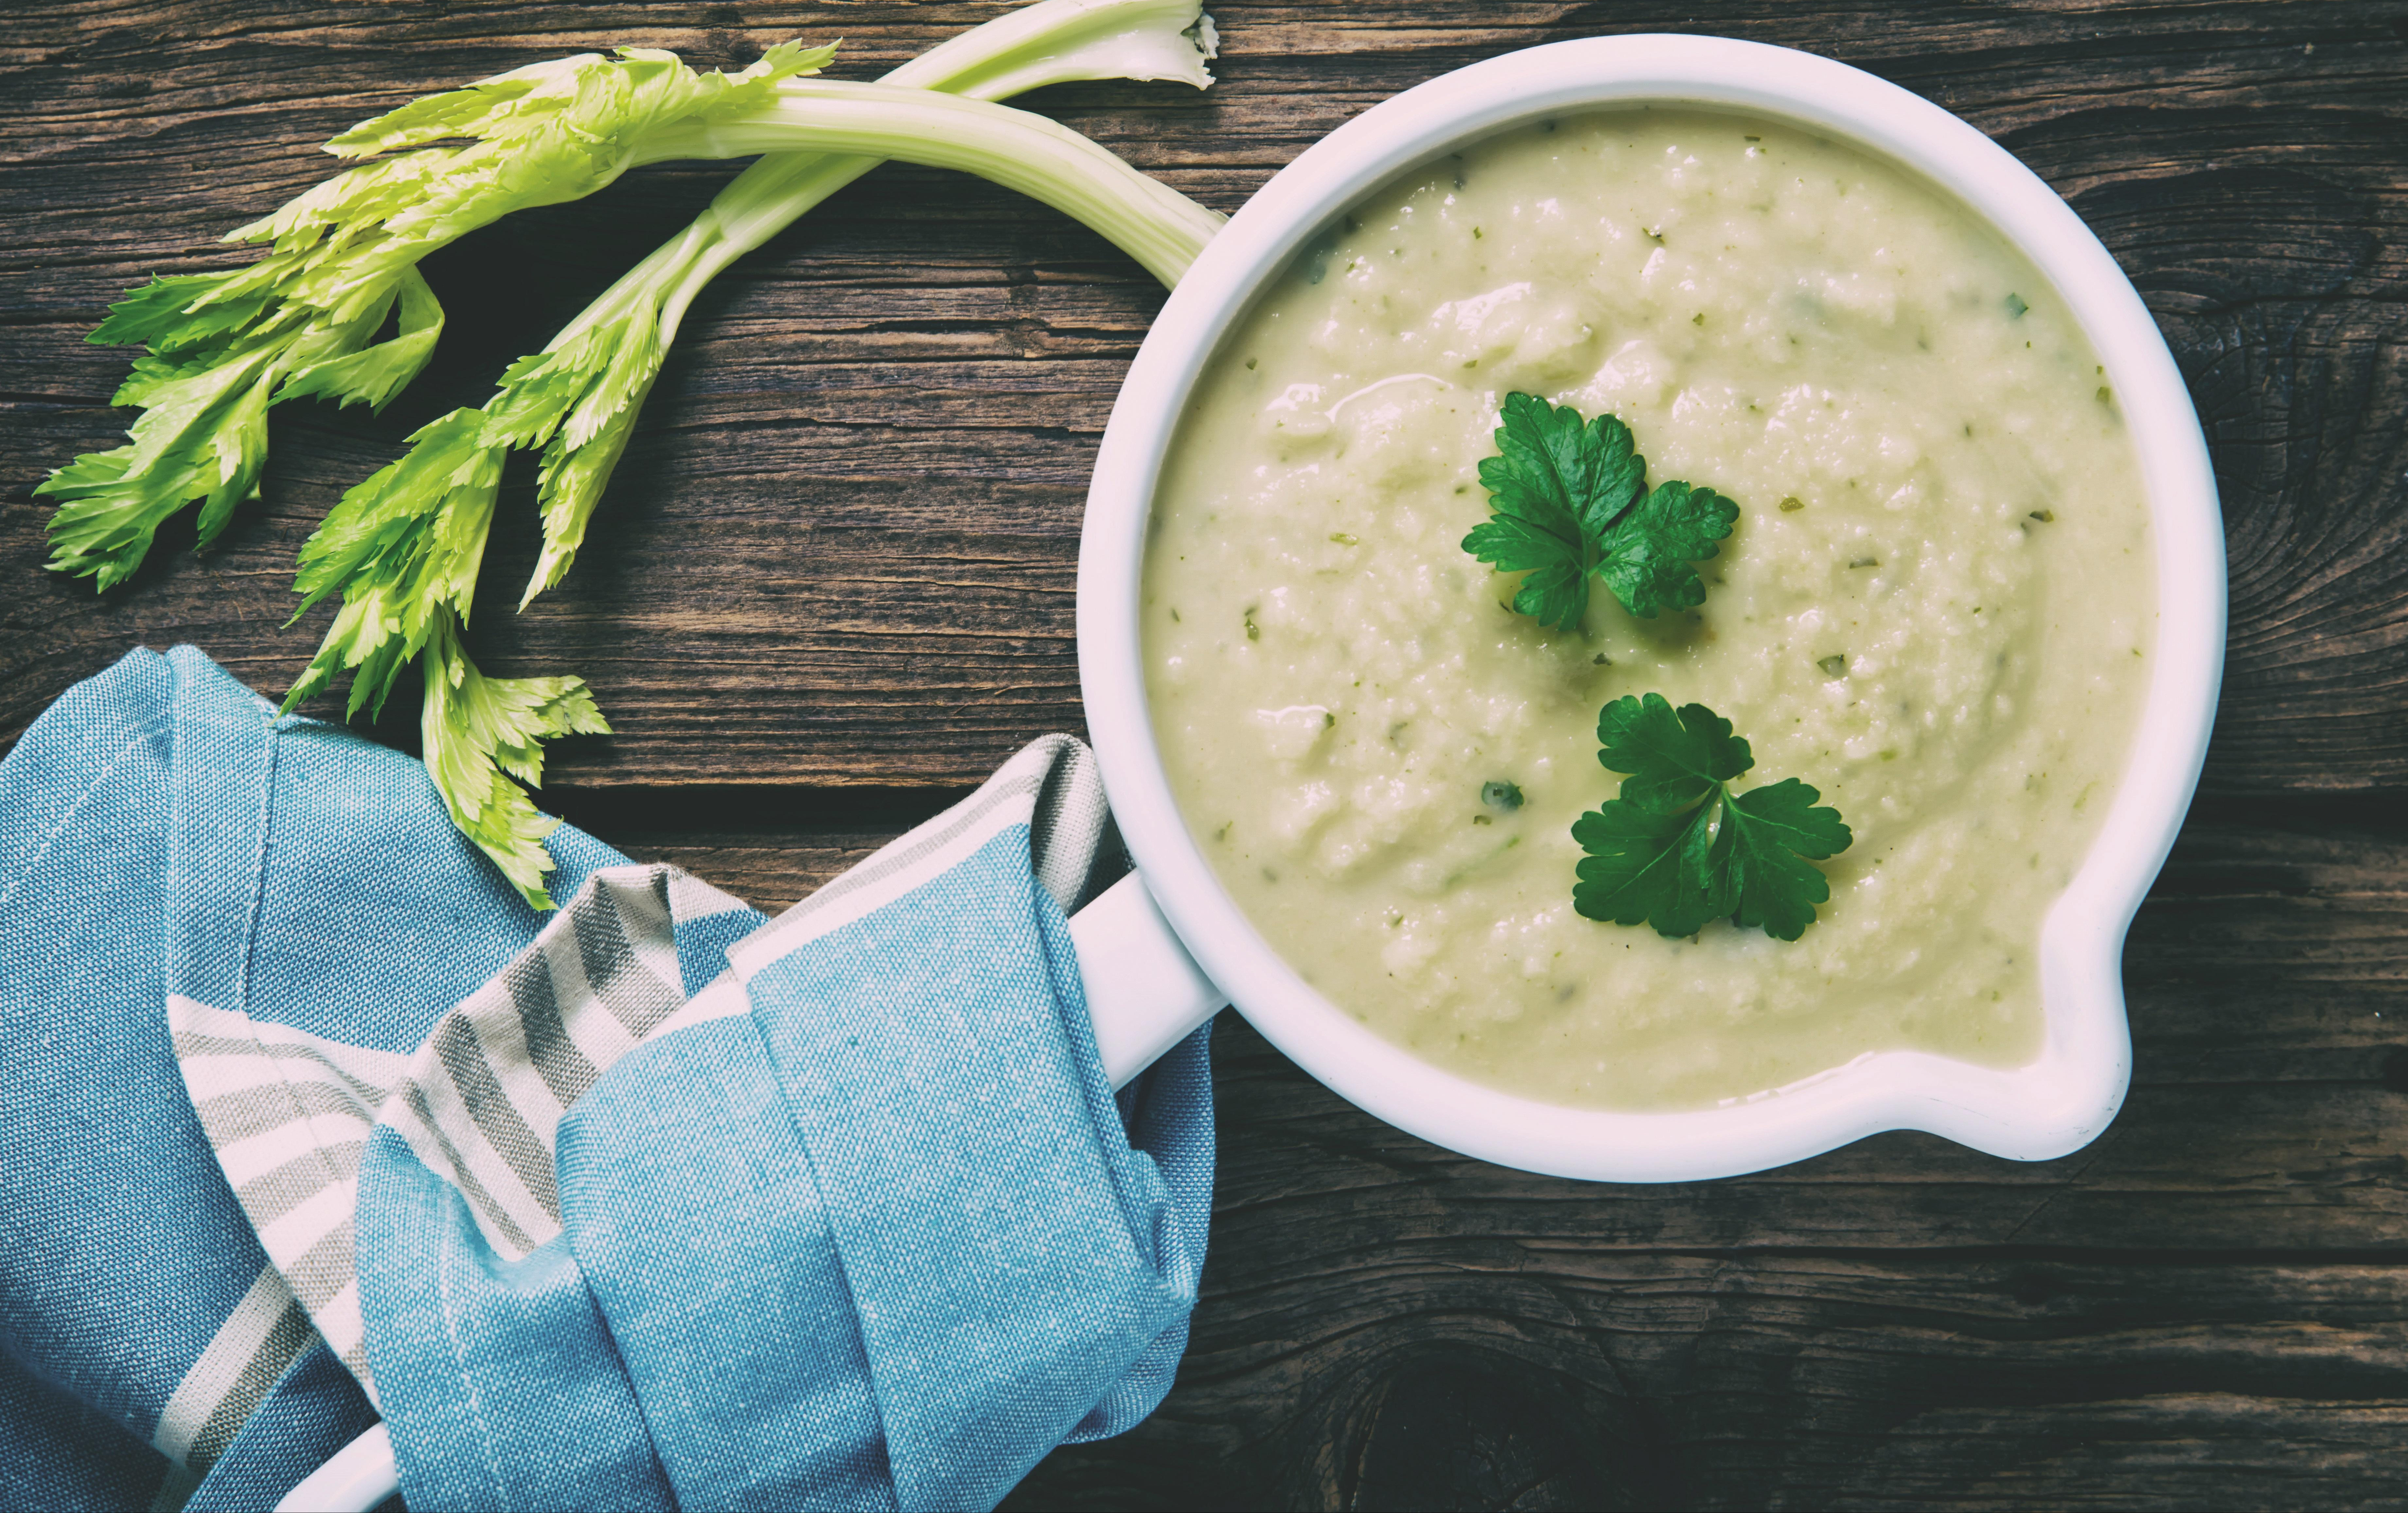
[1078,33,2225,1181]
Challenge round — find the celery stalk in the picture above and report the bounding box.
[36,41,842,590]
[277,0,1223,907]
[505,0,1220,604]
[637,81,1221,286]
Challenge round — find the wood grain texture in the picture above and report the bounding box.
[8,1,2408,1507]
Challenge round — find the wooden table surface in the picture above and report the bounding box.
[8,1,2407,1507]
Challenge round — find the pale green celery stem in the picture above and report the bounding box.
[651,154,874,337]
[635,82,1221,289]
[876,0,1214,102]
[548,0,1217,348]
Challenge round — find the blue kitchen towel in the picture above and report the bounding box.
[0,645,1213,1512]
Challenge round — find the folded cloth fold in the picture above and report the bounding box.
[0,646,1212,1513]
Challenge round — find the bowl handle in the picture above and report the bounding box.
[1069,871,1226,1088]
[274,1422,396,1513]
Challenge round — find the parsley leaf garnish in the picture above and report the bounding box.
[1571,693,1851,941]
[1460,393,1739,630]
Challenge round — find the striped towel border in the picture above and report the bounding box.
[146,1262,315,1481]
[167,865,736,1394]
[168,998,404,1390]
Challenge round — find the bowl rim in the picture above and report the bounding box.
[1077,32,2226,1181]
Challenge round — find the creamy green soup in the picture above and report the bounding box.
[1143,110,2153,1111]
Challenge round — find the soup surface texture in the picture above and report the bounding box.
[1143,110,2153,1110]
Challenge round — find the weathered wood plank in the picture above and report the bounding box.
[1010,1252,2408,1510]
[559,784,957,908]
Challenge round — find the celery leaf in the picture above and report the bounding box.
[419,613,611,911]
[41,42,837,591]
